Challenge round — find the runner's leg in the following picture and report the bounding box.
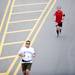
[26,69,30,75]
[23,71,26,75]
[56,25,59,37]
[59,22,62,33]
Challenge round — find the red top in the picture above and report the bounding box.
[54,9,64,23]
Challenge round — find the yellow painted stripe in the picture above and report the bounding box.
[9,19,38,24]
[13,0,56,74]
[6,54,19,74]
[26,0,53,41]
[0,55,16,60]
[6,29,31,34]
[14,2,48,7]
[0,0,15,56]
[0,0,11,32]
[13,62,21,75]
[12,10,42,15]
[31,0,56,45]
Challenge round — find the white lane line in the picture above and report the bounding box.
[6,29,31,34]
[0,55,16,60]
[4,41,24,46]
[12,10,42,15]
[14,2,48,7]
[9,19,38,24]
[0,73,6,75]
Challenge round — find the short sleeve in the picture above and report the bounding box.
[32,48,35,54]
[18,47,23,54]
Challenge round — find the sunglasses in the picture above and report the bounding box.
[26,42,30,44]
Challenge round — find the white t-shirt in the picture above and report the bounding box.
[18,47,35,63]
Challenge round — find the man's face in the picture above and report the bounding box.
[25,42,30,48]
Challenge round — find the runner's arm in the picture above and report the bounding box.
[33,52,36,57]
[63,14,65,17]
[18,48,25,57]
[18,53,25,57]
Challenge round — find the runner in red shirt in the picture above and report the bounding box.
[54,7,65,37]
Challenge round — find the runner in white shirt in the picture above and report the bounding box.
[18,40,35,75]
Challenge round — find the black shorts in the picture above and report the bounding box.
[22,63,32,72]
[56,22,62,27]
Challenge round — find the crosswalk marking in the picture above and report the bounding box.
[0,55,16,60]
[9,19,38,24]
[0,0,15,56]
[6,29,31,34]
[31,0,56,46]
[14,0,56,74]
[0,73,6,75]
[0,0,56,74]
[4,41,24,46]
[14,2,48,7]
[12,10,42,15]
